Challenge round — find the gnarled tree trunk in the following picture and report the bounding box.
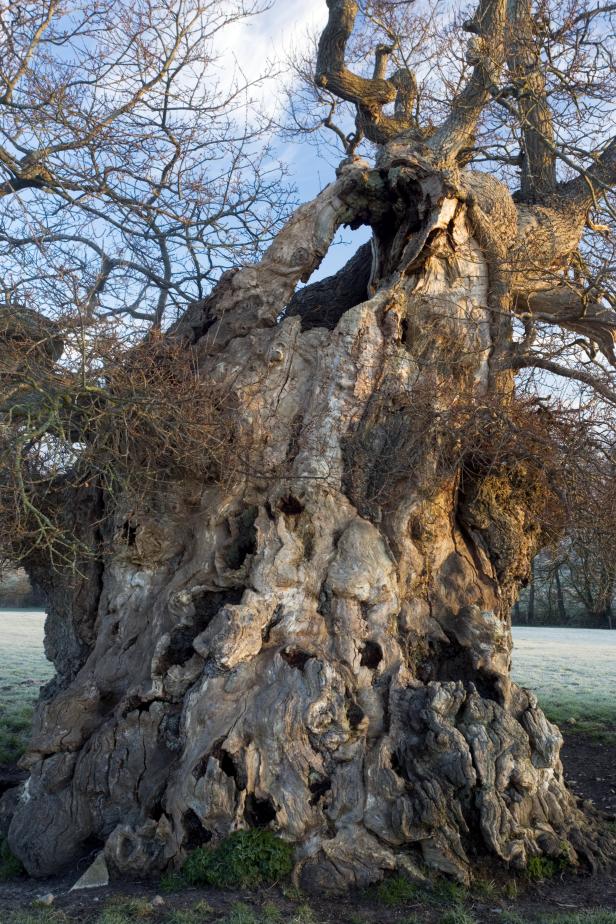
[4,151,611,889]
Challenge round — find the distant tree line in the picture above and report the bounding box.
[513,543,615,629]
[0,567,43,609]
[513,465,616,629]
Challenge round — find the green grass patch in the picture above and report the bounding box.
[375,874,420,907]
[541,913,616,924]
[439,909,477,924]
[542,709,616,744]
[181,829,294,890]
[221,906,260,924]
[96,895,157,923]
[373,874,468,910]
[218,904,317,924]
[4,912,70,924]
[526,854,570,882]
[163,900,213,924]
[503,911,616,924]
[0,701,35,764]
[429,880,467,906]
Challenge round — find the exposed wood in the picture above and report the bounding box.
[5,161,611,887]
[174,163,387,352]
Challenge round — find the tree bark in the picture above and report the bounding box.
[527,560,536,625]
[554,566,567,625]
[3,155,611,890]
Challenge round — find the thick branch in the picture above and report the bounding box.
[174,163,387,351]
[284,240,373,330]
[315,0,417,144]
[560,137,616,211]
[514,287,616,364]
[428,0,507,161]
[508,354,616,405]
[505,0,556,199]
[316,0,396,108]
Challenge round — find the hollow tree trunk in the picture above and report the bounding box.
[4,157,609,889]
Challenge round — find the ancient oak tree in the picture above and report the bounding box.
[2,0,616,890]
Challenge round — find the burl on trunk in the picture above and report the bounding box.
[4,0,615,891]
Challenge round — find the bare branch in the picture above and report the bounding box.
[508,354,616,404]
[427,0,507,160]
[315,0,418,143]
[561,136,616,211]
[515,286,616,364]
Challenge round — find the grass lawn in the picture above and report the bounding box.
[0,610,53,765]
[511,627,616,740]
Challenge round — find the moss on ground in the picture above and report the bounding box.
[0,834,25,881]
[179,830,293,890]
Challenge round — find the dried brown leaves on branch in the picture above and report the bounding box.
[1,0,616,568]
[0,317,239,569]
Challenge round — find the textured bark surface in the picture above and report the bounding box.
[3,152,611,890]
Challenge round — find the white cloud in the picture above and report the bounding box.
[216,0,327,108]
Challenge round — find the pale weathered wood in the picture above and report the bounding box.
[4,158,611,887]
[3,0,615,891]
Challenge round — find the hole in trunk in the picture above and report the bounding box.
[360,640,383,668]
[262,604,284,643]
[99,690,121,713]
[166,626,197,667]
[192,754,209,780]
[211,739,247,789]
[244,794,277,827]
[150,799,164,821]
[160,587,245,674]
[424,634,501,702]
[390,750,410,781]
[347,701,365,729]
[194,587,244,625]
[219,750,237,779]
[283,234,373,331]
[80,834,105,858]
[182,808,212,850]
[122,521,137,546]
[309,777,332,805]
[280,647,311,670]
[225,507,258,570]
[278,495,304,516]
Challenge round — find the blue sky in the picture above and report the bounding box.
[220,0,371,281]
